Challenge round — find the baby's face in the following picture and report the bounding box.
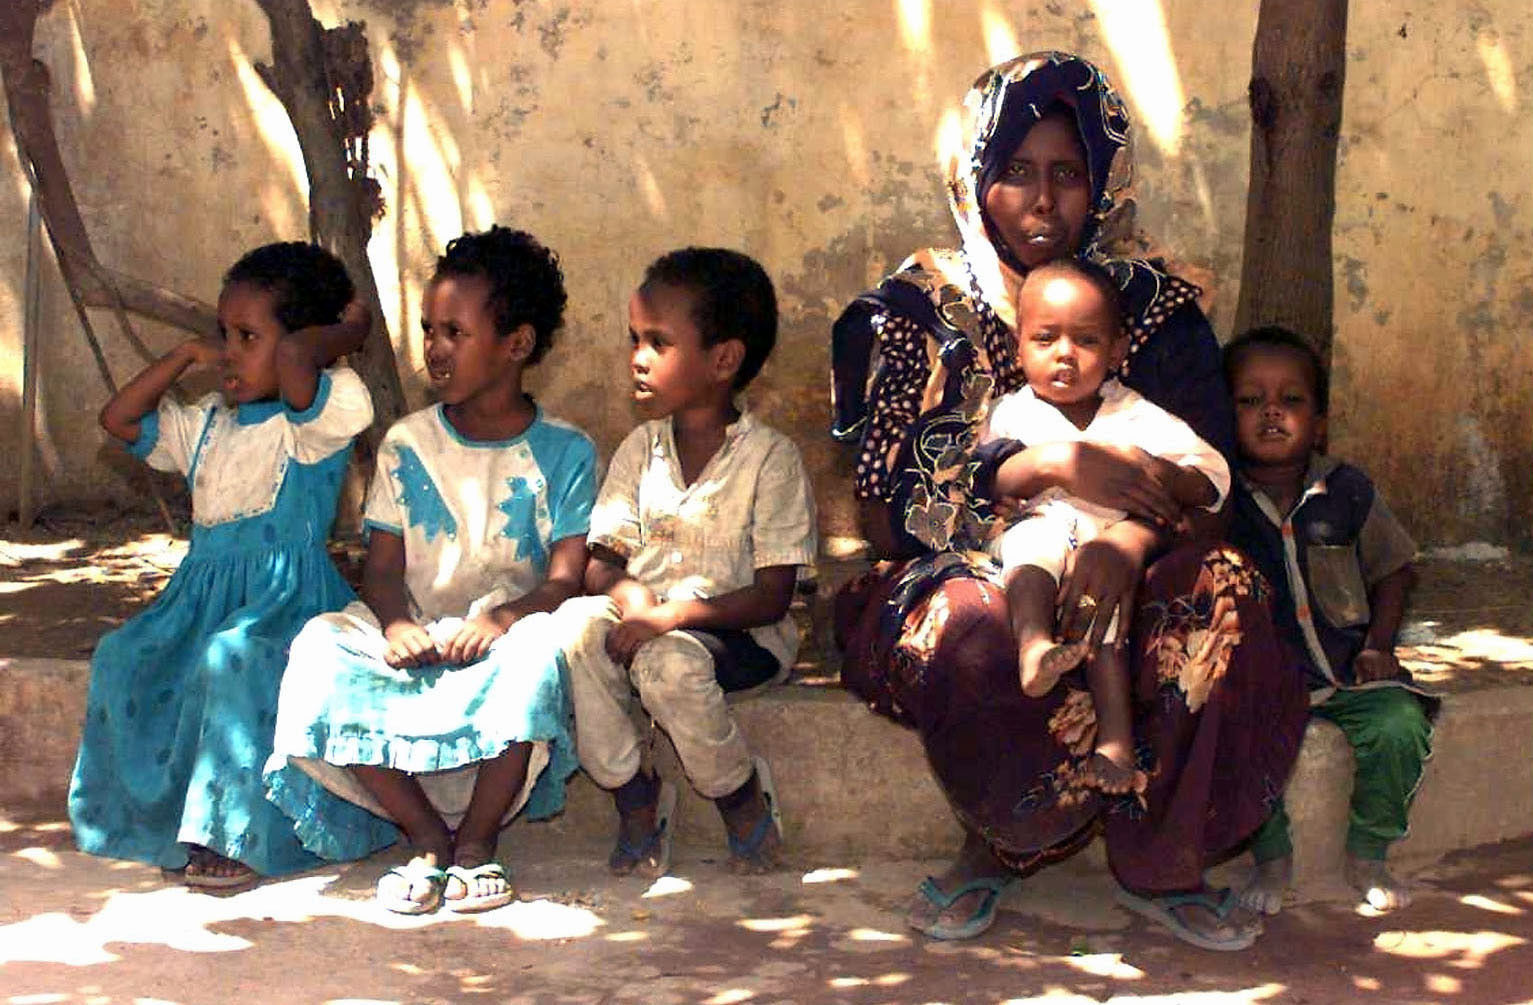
[1016,273,1124,413]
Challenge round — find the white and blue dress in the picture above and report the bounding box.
[264,404,596,862]
[68,368,374,876]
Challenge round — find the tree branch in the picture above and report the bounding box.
[254,0,407,441]
[0,0,217,345]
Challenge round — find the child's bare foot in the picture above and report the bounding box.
[1236,854,1293,916]
[1084,750,1146,795]
[1019,637,1087,696]
[1346,854,1411,911]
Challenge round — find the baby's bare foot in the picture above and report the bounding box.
[1019,638,1087,696]
[1346,854,1411,911]
[1084,750,1146,795]
[1236,854,1293,916]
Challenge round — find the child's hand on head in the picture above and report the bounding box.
[181,336,225,371]
[1354,647,1403,683]
[605,605,680,667]
[383,620,439,668]
[439,613,506,665]
[341,298,372,330]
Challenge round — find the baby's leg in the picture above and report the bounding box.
[1005,564,1086,698]
[1082,646,1144,795]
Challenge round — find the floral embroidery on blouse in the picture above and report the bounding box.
[392,446,457,544]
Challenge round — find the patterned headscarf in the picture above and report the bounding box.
[943,51,1197,370]
[830,51,1201,556]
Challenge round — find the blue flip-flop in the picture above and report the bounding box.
[909,874,1017,940]
[610,780,677,878]
[1115,886,1260,951]
[727,756,783,873]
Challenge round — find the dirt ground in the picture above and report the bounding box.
[3,807,1533,1005]
[4,507,1531,693]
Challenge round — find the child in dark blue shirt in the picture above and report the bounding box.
[1224,327,1435,915]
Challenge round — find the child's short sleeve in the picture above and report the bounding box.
[1358,490,1417,585]
[128,395,215,477]
[546,432,598,542]
[289,367,375,464]
[362,430,407,538]
[751,436,818,570]
[589,426,648,559]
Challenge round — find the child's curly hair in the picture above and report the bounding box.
[223,242,355,332]
[434,226,567,365]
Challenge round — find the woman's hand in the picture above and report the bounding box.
[1054,443,1182,527]
[1056,521,1158,656]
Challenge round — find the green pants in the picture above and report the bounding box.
[1249,686,1433,862]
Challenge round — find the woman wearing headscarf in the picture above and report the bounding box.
[831,52,1309,950]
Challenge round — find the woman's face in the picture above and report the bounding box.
[982,112,1093,270]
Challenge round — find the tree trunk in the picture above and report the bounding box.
[1233,0,1349,362]
[254,0,406,442]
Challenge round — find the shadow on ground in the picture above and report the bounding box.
[3,811,1532,1004]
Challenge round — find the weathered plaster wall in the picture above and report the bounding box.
[1331,6,1533,548]
[1,1,1525,546]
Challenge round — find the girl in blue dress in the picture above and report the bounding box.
[70,242,375,888]
[265,226,594,914]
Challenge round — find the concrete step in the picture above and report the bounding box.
[5,656,1532,892]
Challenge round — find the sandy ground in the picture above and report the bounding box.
[2,810,1533,1005]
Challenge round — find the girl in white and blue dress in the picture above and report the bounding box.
[265,226,595,914]
[70,242,374,888]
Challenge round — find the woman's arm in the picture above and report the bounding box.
[990,441,1182,527]
[274,301,370,412]
[99,337,222,443]
[1056,518,1168,655]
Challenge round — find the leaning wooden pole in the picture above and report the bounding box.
[1233,0,1349,363]
[18,191,42,528]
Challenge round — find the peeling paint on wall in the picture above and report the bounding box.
[2,1,1527,548]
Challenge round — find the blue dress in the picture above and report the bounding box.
[68,369,374,876]
[264,405,596,862]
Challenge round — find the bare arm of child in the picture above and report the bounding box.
[586,543,659,615]
[604,565,798,669]
[274,300,370,412]
[1354,564,1416,682]
[98,337,223,443]
[359,529,438,668]
[439,536,590,665]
